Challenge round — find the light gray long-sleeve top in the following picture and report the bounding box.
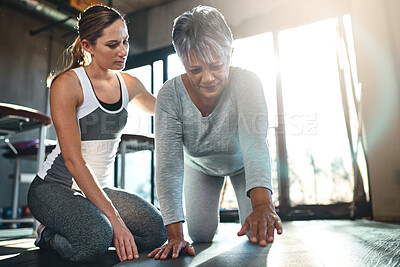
[155,66,272,226]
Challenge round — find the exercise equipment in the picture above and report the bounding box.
[0,103,52,228]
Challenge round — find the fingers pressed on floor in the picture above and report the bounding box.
[250,222,259,242]
[258,224,267,246]
[267,225,275,242]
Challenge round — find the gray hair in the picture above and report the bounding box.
[172,5,233,64]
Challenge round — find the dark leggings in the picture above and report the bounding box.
[28,177,167,262]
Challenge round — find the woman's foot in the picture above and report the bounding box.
[34,224,52,249]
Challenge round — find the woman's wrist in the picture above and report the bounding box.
[166,221,185,240]
[249,187,274,209]
[102,202,121,223]
[107,213,121,223]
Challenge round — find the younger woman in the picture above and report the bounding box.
[28,5,167,262]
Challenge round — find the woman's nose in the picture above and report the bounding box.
[118,43,128,57]
[201,70,214,83]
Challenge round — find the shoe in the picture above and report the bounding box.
[34,224,51,249]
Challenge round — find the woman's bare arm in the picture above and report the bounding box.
[122,72,156,115]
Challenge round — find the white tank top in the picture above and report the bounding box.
[37,67,130,189]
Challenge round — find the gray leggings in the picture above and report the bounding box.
[28,177,167,262]
[183,165,252,242]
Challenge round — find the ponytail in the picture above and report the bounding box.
[47,36,91,87]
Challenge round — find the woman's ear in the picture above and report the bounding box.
[81,39,93,55]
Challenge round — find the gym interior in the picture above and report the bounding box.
[0,0,399,266]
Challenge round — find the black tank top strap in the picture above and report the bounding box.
[84,69,122,111]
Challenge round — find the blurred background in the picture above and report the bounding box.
[0,0,399,227]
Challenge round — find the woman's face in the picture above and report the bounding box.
[84,19,129,70]
[183,50,230,100]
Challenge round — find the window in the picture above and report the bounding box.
[120,65,153,201]
[153,60,164,97]
[125,65,152,136]
[167,53,185,80]
[279,18,354,205]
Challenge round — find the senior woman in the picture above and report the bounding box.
[148,5,282,260]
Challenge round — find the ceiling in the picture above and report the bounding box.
[45,0,177,16]
[108,0,176,15]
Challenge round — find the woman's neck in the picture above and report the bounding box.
[182,74,222,116]
[84,63,115,82]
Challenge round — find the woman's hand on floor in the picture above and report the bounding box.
[237,204,283,246]
[147,238,195,260]
[110,216,139,261]
[237,187,282,246]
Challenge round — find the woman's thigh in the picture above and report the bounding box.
[183,165,225,242]
[28,177,111,237]
[28,177,113,260]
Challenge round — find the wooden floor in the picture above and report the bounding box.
[0,220,399,267]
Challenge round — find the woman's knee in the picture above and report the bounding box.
[187,220,218,243]
[188,228,216,243]
[149,223,168,248]
[152,216,168,246]
[186,211,218,243]
[143,205,168,248]
[70,235,112,262]
[137,216,167,251]
[51,228,112,263]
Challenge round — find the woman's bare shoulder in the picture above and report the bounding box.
[119,72,141,87]
[50,70,83,104]
[119,72,145,99]
[52,70,81,88]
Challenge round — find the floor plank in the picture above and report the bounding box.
[0,220,399,267]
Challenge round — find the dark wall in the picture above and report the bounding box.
[0,3,68,209]
[126,9,148,56]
